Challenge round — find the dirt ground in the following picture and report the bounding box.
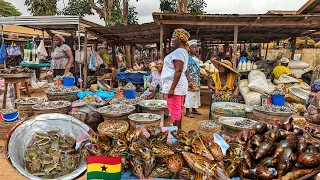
[0,90,210,180]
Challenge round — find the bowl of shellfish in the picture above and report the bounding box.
[6,113,93,180]
[32,101,71,115]
[139,100,167,111]
[96,104,136,117]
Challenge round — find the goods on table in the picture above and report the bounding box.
[124,82,136,90]
[198,120,220,129]
[82,95,96,103]
[248,70,275,94]
[15,97,47,105]
[24,130,80,179]
[1,108,17,114]
[33,101,71,110]
[0,66,34,74]
[97,120,129,138]
[81,127,228,179]
[97,104,136,116]
[47,86,80,93]
[63,72,74,78]
[255,103,296,114]
[128,113,161,121]
[226,122,320,179]
[109,97,142,105]
[271,88,285,96]
[219,117,258,136]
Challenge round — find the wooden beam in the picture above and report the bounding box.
[297,0,316,14]
[86,29,106,41]
[160,24,164,59]
[233,26,238,69]
[112,45,117,67]
[155,20,320,26]
[83,31,88,90]
[291,37,297,59]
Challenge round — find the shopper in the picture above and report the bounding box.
[51,34,74,77]
[184,40,201,118]
[161,28,190,129]
[141,59,164,99]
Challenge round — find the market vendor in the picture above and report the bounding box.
[184,39,201,118]
[307,80,320,108]
[207,60,240,102]
[133,56,145,71]
[272,57,293,79]
[141,59,163,99]
[161,28,190,129]
[311,64,320,85]
[51,34,74,77]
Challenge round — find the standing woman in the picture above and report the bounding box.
[51,34,74,77]
[184,40,201,118]
[161,29,190,129]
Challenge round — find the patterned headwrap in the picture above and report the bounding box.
[172,28,190,49]
[311,79,320,92]
[54,34,65,43]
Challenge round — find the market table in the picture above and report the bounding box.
[116,72,151,85]
[0,74,32,108]
[19,63,51,79]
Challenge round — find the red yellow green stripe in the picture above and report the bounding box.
[87,171,121,180]
[87,156,121,165]
[87,163,121,173]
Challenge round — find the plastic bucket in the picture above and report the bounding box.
[272,95,285,106]
[124,90,136,99]
[2,111,19,122]
[63,77,75,86]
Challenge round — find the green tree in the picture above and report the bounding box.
[0,0,22,17]
[160,0,207,14]
[25,0,58,16]
[128,6,138,24]
[58,0,94,17]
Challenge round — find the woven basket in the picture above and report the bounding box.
[68,111,103,131]
[103,115,129,122]
[16,104,34,117]
[98,120,129,138]
[47,94,79,102]
[197,120,221,137]
[252,110,293,124]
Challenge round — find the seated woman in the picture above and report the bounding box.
[273,57,292,79]
[133,56,145,71]
[140,60,164,99]
[207,60,241,102]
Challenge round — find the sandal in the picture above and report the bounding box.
[184,114,195,118]
[192,111,202,115]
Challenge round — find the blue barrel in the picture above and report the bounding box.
[272,95,285,106]
[2,111,19,122]
[63,77,75,86]
[124,90,136,99]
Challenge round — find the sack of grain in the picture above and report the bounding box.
[274,74,299,85]
[238,79,250,95]
[290,69,305,79]
[243,92,261,106]
[288,60,310,69]
[248,70,274,94]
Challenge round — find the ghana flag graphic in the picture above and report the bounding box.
[87,156,121,180]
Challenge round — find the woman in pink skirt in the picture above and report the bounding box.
[161,28,190,129]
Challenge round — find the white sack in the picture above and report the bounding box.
[274,74,299,85]
[37,39,48,60]
[243,92,261,106]
[248,70,274,94]
[288,60,310,69]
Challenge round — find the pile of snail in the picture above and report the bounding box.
[80,127,228,179]
[226,121,320,180]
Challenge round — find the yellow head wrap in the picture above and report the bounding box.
[172,28,190,49]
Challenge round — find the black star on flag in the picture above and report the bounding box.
[101,165,107,172]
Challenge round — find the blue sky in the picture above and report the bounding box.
[9,0,308,25]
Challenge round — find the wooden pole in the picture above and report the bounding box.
[201,39,205,61]
[160,24,164,59]
[304,35,308,48]
[233,26,238,69]
[164,40,167,57]
[112,45,117,67]
[291,37,297,59]
[265,43,269,60]
[83,32,88,90]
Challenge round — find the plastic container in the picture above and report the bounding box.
[124,90,136,99]
[75,75,80,84]
[2,111,19,122]
[272,95,285,106]
[63,77,75,86]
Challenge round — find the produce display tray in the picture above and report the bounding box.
[139,100,167,111]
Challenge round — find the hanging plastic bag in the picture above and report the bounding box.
[37,39,48,60]
[0,39,7,63]
[94,52,104,66]
[75,50,85,63]
[6,42,21,57]
[88,51,96,71]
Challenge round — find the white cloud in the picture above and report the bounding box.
[8,0,308,25]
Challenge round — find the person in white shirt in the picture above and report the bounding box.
[161,28,190,129]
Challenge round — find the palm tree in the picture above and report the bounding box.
[0,0,22,17]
